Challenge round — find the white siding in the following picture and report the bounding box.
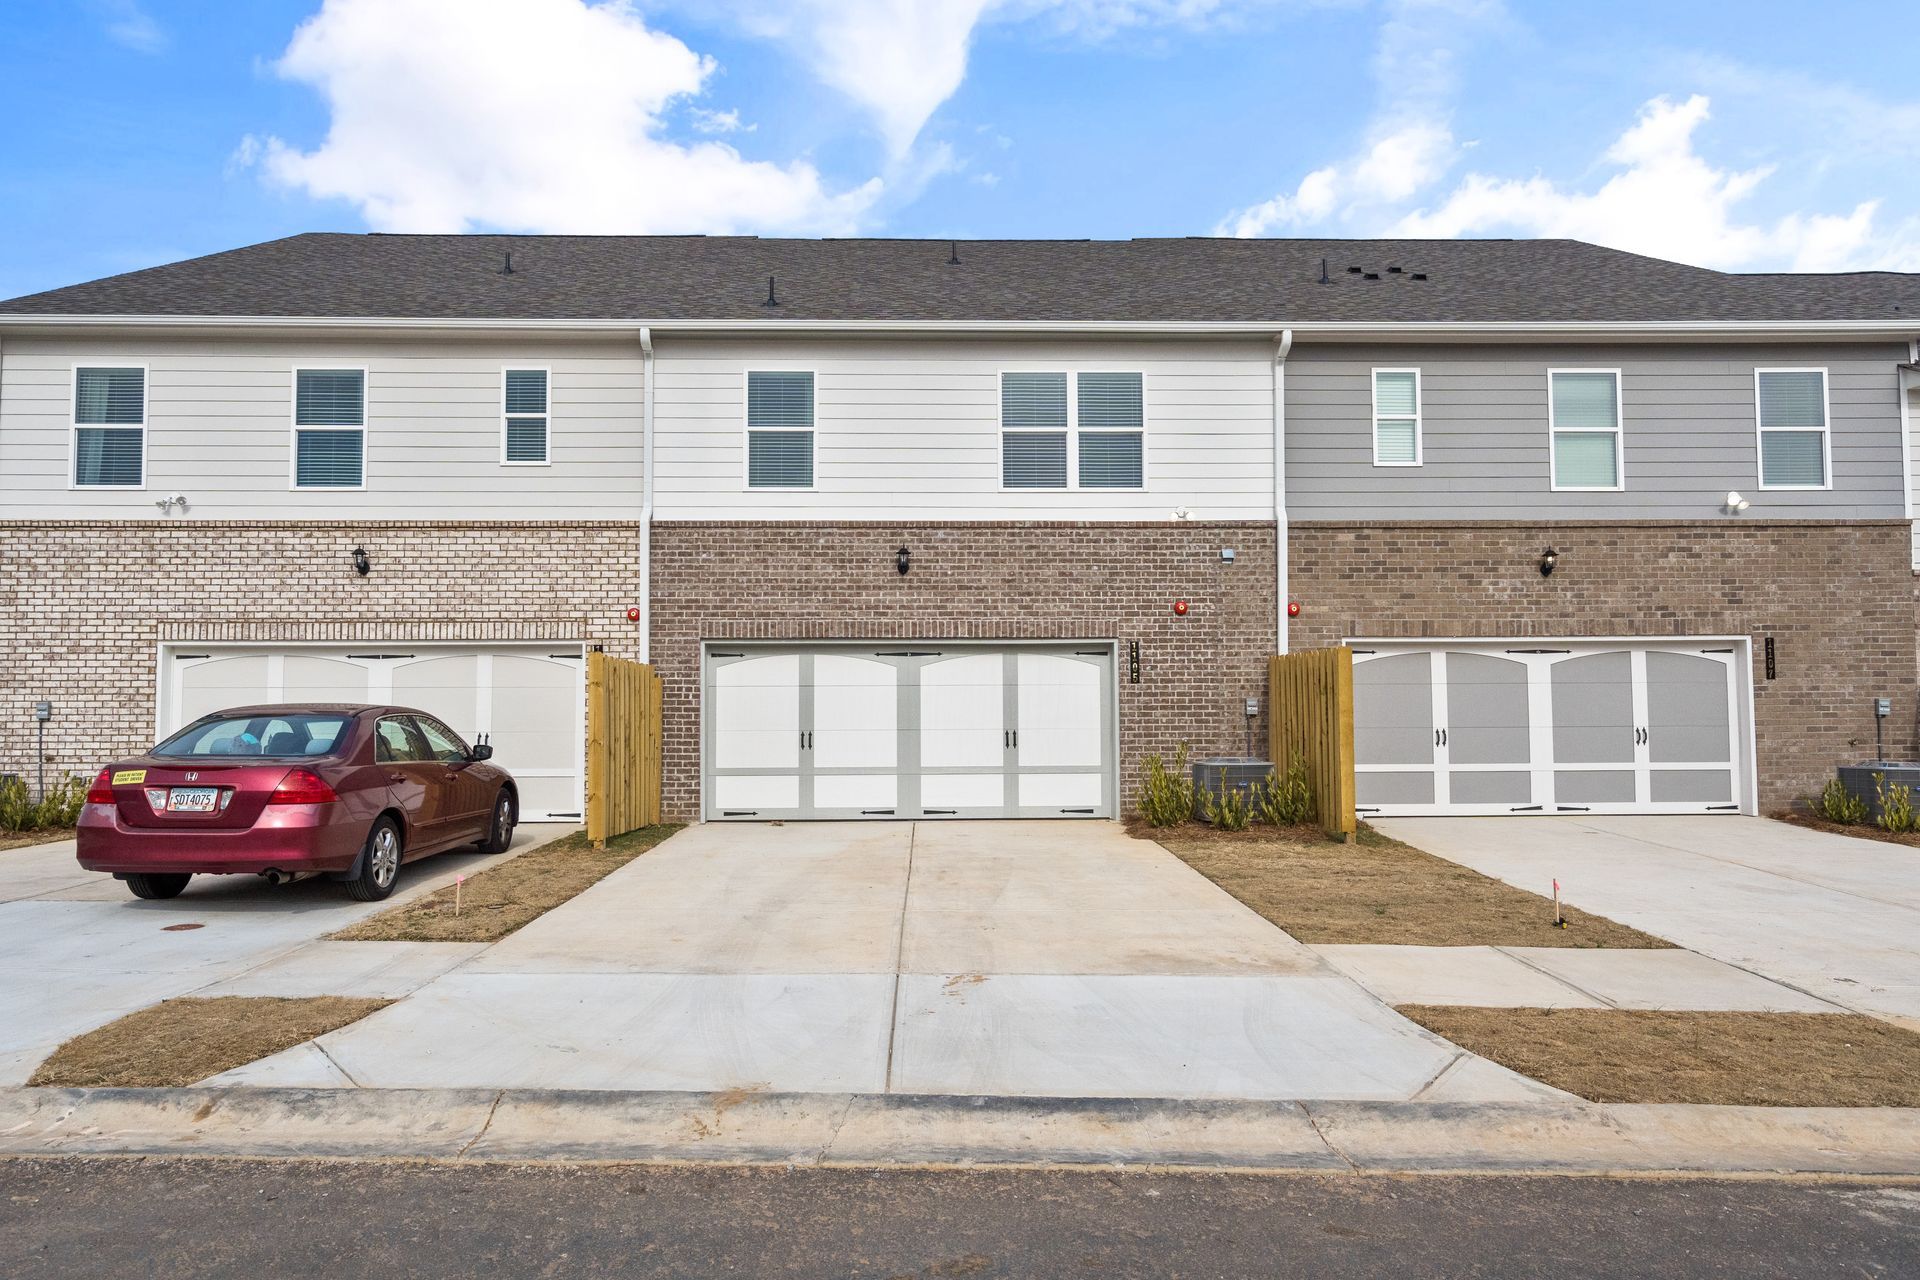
[0,335,645,520]
[651,337,1277,521]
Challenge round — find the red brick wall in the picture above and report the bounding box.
[649,522,1280,819]
[1290,520,1920,809]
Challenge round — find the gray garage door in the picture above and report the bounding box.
[702,642,1117,821]
[1350,640,1750,817]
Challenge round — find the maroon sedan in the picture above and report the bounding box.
[77,705,518,902]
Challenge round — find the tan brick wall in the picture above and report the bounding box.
[649,522,1281,819]
[1290,520,1920,809]
[0,521,646,788]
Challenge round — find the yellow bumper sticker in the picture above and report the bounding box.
[111,769,147,785]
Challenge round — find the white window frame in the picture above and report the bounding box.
[742,368,817,492]
[289,365,369,493]
[1546,367,1625,493]
[69,362,149,491]
[998,369,1149,492]
[500,365,552,467]
[1370,366,1422,467]
[1754,366,1833,492]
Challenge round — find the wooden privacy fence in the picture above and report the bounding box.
[1268,647,1358,839]
[586,652,664,845]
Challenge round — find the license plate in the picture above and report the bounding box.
[168,787,219,814]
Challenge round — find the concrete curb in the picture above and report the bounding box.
[2,1087,1918,1175]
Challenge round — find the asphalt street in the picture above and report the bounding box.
[3,1158,1918,1278]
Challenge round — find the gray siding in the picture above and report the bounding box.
[1286,343,1910,520]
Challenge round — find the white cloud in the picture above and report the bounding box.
[252,0,880,235]
[1392,95,1883,271]
[688,107,753,135]
[89,0,167,53]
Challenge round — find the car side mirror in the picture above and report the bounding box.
[469,744,494,761]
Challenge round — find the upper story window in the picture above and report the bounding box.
[746,370,814,488]
[293,368,366,489]
[1001,371,1145,489]
[1371,368,1421,466]
[503,368,549,465]
[72,365,146,488]
[1547,369,1622,491]
[1755,368,1830,489]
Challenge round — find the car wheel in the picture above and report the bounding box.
[345,817,404,902]
[478,790,516,854]
[125,873,191,900]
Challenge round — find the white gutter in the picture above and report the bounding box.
[638,326,654,663]
[1274,329,1293,655]
[1,314,1918,341]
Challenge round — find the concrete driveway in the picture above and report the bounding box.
[216,821,1555,1102]
[1374,815,1920,1027]
[0,825,571,1084]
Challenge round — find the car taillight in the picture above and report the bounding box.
[268,768,338,805]
[86,769,115,805]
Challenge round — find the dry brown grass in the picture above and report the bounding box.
[0,828,74,853]
[29,996,389,1088]
[1400,1006,1920,1106]
[1773,810,1920,849]
[1141,820,1670,948]
[328,824,681,943]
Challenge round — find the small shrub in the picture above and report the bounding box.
[1256,755,1316,827]
[1813,778,1867,826]
[1138,743,1198,827]
[0,774,84,833]
[1876,772,1917,834]
[1200,781,1253,831]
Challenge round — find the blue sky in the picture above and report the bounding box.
[1,0,1915,302]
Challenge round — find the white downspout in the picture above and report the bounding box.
[1273,329,1293,654]
[638,326,655,663]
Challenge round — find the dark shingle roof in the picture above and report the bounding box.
[3,233,1917,324]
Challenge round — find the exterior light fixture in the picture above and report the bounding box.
[1725,490,1750,513]
[351,547,371,576]
[896,545,911,576]
[1539,546,1559,577]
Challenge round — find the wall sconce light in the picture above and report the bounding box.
[351,547,371,577]
[896,545,911,576]
[1724,490,1751,513]
[1539,546,1559,578]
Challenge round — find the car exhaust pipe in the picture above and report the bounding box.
[260,869,315,886]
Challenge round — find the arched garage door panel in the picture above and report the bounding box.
[160,645,584,821]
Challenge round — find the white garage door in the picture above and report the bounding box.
[702,642,1117,821]
[1350,639,1751,817]
[158,644,585,821]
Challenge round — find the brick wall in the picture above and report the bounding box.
[0,521,646,785]
[1290,520,1920,808]
[649,522,1280,819]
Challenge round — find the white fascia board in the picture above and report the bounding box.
[0,314,1916,342]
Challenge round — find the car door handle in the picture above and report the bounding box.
[387,773,406,784]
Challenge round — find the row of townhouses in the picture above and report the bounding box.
[0,234,1914,823]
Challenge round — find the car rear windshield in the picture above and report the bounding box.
[154,714,351,758]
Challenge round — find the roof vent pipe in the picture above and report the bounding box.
[948,241,960,265]
[501,250,514,275]
[1318,257,1330,285]
[762,275,780,307]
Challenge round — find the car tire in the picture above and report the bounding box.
[478,790,516,855]
[345,817,404,903]
[125,873,191,900]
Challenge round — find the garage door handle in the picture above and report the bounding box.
[799,731,812,749]
[1005,730,1018,749]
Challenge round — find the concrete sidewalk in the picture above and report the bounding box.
[1374,815,1920,1025]
[5,1085,1918,1176]
[209,822,1554,1102]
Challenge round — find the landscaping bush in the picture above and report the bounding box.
[1876,772,1917,834]
[1255,755,1316,827]
[0,774,85,833]
[1137,743,1198,827]
[1813,777,1867,826]
[1200,780,1253,831]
